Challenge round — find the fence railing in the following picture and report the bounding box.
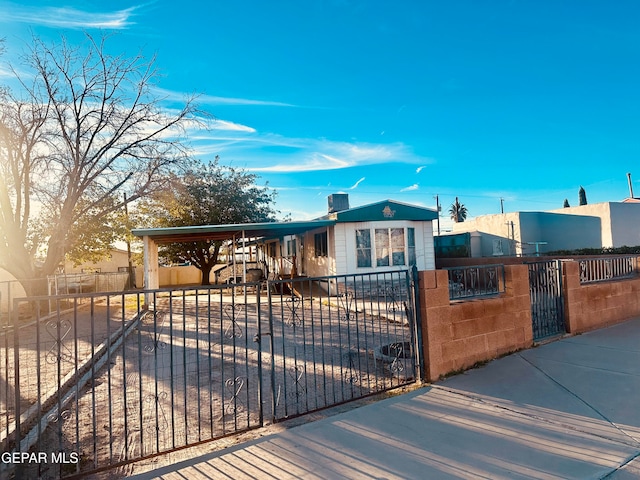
[578,256,637,284]
[1,270,419,478]
[445,264,506,300]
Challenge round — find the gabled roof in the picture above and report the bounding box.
[328,199,438,223]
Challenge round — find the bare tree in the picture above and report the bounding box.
[0,34,199,291]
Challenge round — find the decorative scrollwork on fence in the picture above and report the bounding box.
[388,342,407,374]
[287,365,306,400]
[144,391,168,433]
[343,350,360,384]
[338,290,355,322]
[46,318,73,364]
[143,310,167,353]
[47,409,72,423]
[223,377,246,415]
[223,305,244,339]
[284,296,302,327]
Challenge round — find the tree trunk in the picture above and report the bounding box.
[200,263,213,286]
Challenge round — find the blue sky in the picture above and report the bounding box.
[2,1,640,231]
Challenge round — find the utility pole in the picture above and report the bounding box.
[434,195,441,235]
[500,197,504,214]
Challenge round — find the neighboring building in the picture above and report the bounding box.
[0,268,26,315]
[64,248,132,274]
[446,201,640,257]
[548,201,640,248]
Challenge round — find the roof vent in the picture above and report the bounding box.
[328,194,350,213]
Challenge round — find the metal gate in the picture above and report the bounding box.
[2,269,421,478]
[527,260,566,341]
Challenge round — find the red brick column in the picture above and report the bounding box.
[418,265,533,382]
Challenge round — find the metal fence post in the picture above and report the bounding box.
[409,266,424,383]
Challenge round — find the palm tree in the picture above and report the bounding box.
[449,197,468,223]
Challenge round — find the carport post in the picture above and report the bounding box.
[242,230,247,284]
[143,235,159,308]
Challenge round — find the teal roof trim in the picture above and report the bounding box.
[132,219,335,244]
[334,200,438,223]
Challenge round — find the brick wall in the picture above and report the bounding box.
[418,265,533,382]
[563,261,640,334]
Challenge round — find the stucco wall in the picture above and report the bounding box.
[134,265,202,287]
[549,202,640,248]
[609,203,640,247]
[65,249,131,274]
[453,211,601,256]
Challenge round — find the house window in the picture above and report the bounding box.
[286,239,297,257]
[356,229,372,267]
[314,232,328,257]
[390,228,406,266]
[358,227,414,268]
[375,228,405,266]
[408,227,416,266]
[375,229,390,266]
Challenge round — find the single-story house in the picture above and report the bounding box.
[132,194,438,289]
[446,200,640,257]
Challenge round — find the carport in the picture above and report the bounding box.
[132,219,335,291]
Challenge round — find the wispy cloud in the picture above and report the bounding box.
[153,87,296,107]
[416,165,426,173]
[157,107,435,173]
[211,120,256,133]
[198,94,296,107]
[349,177,366,190]
[401,184,419,192]
[246,139,432,173]
[0,3,139,29]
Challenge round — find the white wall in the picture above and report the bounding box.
[549,202,640,248]
[0,268,26,314]
[604,203,640,247]
[337,220,434,274]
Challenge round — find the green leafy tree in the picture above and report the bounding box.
[0,34,198,293]
[579,186,587,205]
[563,198,570,208]
[448,197,468,223]
[136,159,277,285]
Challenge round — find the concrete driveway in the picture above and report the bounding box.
[129,317,640,479]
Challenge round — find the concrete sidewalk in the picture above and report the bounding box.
[130,318,640,479]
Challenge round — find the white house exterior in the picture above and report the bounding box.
[274,197,437,277]
[132,195,438,289]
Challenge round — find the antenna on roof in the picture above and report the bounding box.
[628,172,635,199]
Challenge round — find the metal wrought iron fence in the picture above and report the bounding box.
[578,256,638,284]
[1,270,419,478]
[445,264,506,300]
[267,270,418,422]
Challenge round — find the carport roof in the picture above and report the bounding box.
[131,219,336,244]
